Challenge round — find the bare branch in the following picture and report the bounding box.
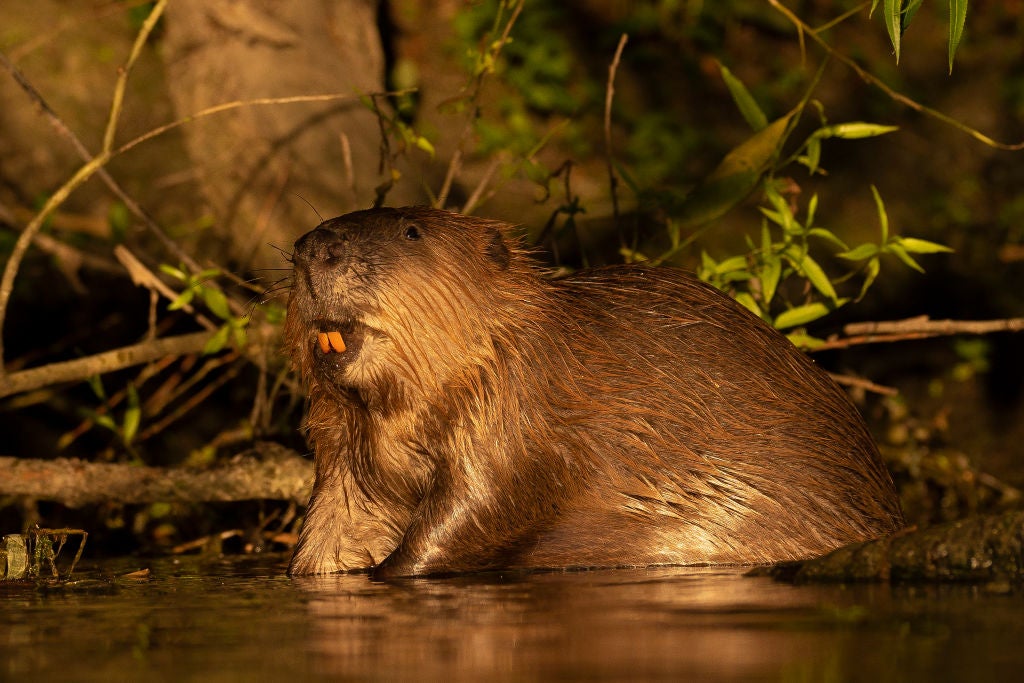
[828,372,898,397]
[813,316,1024,351]
[844,316,1024,337]
[0,332,214,399]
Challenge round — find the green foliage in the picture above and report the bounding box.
[159,264,249,354]
[658,65,952,347]
[80,377,142,449]
[874,0,970,72]
[453,0,586,116]
[107,201,130,242]
[719,62,768,131]
[669,110,797,232]
[438,3,960,344]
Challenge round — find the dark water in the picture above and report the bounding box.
[1,555,1021,682]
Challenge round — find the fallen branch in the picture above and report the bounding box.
[0,442,312,507]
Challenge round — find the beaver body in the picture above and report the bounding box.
[285,206,904,577]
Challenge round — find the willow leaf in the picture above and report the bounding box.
[883,0,903,63]
[719,63,768,131]
[948,0,969,74]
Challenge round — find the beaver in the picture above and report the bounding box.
[284,206,904,578]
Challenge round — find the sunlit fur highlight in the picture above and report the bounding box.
[285,206,904,577]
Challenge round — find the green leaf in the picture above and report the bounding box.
[802,255,839,301]
[715,255,749,274]
[870,0,881,18]
[948,0,969,73]
[414,135,436,157]
[264,302,286,325]
[764,185,799,235]
[870,185,890,242]
[897,237,955,254]
[167,289,195,311]
[759,207,787,228]
[801,136,822,175]
[857,257,881,301]
[838,243,879,261]
[785,332,825,350]
[785,247,839,301]
[808,227,849,251]
[700,251,717,272]
[94,414,117,432]
[203,324,232,355]
[760,254,782,305]
[108,202,130,242]
[805,194,819,229]
[673,110,797,229]
[718,63,768,131]
[87,375,106,401]
[883,0,903,63]
[721,270,755,283]
[774,302,836,330]
[202,287,231,321]
[885,242,925,273]
[817,122,899,139]
[159,263,186,281]
[122,384,140,444]
[734,292,763,318]
[232,324,248,349]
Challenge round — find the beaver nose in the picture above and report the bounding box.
[293,227,349,265]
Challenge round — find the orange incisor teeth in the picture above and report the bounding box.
[326,330,346,353]
[317,332,331,354]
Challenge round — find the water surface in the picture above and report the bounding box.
[2,555,1020,681]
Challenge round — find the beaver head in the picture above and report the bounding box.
[285,206,534,407]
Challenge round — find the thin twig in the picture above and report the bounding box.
[435,0,525,211]
[0,42,407,370]
[136,355,245,442]
[339,131,357,199]
[461,156,504,215]
[828,372,898,396]
[604,33,629,248]
[370,93,396,207]
[436,145,465,211]
[102,0,168,152]
[0,2,201,277]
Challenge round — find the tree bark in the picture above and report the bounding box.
[161,0,401,270]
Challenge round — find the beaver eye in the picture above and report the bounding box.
[404,225,421,240]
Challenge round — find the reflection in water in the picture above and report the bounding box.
[298,569,835,680]
[1,557,1022,682]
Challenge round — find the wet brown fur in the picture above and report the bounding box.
[285,206,904,578]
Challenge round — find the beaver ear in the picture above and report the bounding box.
[484,229,511,271]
